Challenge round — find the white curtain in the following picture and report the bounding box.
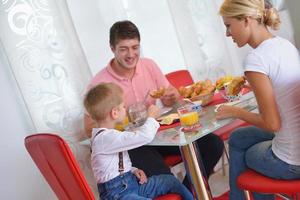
[0,0,98,198]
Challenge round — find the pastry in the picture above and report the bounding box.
[150,87,165,98]
[227,76,245,96]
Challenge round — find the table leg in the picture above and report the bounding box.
[180,142,213,200]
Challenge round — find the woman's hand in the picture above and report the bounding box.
[133,169,148,184]
[215,105,242,119]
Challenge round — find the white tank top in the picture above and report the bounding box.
[244,36,300,165]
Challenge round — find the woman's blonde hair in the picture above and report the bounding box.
[84,82,123,122]
[219,0,281,30]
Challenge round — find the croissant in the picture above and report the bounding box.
[227,76,245,96]
[150,87,165,98]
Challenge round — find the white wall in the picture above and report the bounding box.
[67,0,186,75]
[286,0,300,49]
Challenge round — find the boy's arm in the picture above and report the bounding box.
[93,118,159,154]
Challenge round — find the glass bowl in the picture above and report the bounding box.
[218,88,243,102]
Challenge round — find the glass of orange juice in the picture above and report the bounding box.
[115,116,129,131]
[177,104,201,132]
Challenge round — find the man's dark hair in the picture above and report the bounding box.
[109,20,140,47]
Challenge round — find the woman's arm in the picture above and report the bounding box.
[216,71,281,132]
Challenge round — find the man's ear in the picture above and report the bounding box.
[110,45,115,52]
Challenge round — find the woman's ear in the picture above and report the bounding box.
[244,16,250,27]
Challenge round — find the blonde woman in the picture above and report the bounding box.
[218,0,300,199]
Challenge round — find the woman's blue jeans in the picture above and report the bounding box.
[229,126,300,200]
[98,172,193,200]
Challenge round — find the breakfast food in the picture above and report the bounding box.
[157,113,179,125]
[150,87,165,98]
[178,79,215,99]
[226,76,246,96]
[216,75,234,90]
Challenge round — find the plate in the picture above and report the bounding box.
[160,106,173,115]
[157,113,180,125]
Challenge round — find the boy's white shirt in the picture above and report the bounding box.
[91,117,159,183]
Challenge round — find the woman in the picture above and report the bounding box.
[218,0,300,199]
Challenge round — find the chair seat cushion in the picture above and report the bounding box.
[154,193,182,200]
[237,169,300,193]
[163,155,182,167]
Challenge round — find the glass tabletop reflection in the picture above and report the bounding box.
[149,92,257,146]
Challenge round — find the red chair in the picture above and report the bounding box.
[25,133,182,200]
[165,69,194,88]
[237,169,300,200]
[25,133,95,200]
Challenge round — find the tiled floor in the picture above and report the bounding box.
[171,159,230,198]
[209,165,229,197]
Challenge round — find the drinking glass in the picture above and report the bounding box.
[114,116,129,131]
[177,104,201,132]
[128,102,148,127]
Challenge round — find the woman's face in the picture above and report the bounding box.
[222,16,251,48]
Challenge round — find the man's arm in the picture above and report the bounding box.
[84,113,96,138]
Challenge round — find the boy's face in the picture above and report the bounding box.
[115,102,127,123]
[111,38,140,70]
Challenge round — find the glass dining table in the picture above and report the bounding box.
[79,91,257,200]
[150,92,257,200]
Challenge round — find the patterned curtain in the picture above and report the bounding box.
[167,0,244,82]
[0,0,98,197]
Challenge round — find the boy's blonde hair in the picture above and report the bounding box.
[84,83,123,122]
[219,0,281,30]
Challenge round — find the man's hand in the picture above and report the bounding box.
[160,86,179,107]
[133,169,148,184]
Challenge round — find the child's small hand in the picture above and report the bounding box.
[133,169,148,184]
[147,105,161,119]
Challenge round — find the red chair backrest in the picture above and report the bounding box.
[165,70,194,89]
[25,133,95,200]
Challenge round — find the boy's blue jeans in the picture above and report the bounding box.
[98,172,193,200]
[229,126,300,200]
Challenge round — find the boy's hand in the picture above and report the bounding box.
[147,105,161,119]
[133,169,148,184]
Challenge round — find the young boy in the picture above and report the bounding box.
[84,82,193,200]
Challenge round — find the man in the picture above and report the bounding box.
[84,20,224,182]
